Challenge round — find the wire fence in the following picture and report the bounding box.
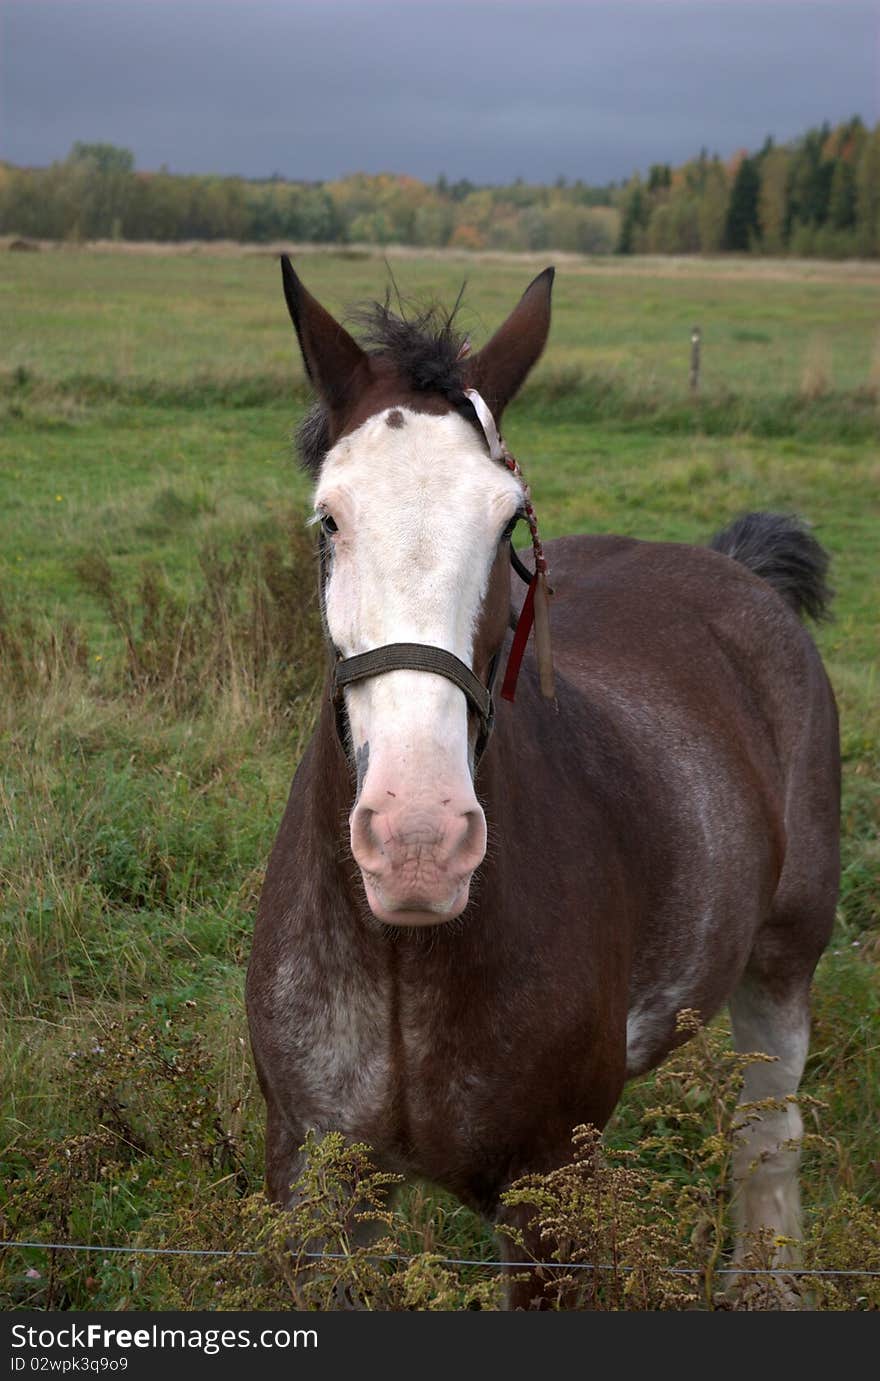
[2,1239,878,1279]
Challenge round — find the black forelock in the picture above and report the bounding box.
[295,289,471,477]
[351,291,469,397]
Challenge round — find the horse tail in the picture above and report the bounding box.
[709,512,833,623]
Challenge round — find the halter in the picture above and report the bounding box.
[326,389,555,766]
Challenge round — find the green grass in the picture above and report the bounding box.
[2,246,879,400]
[1,247,878,1310]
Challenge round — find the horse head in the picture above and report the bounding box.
[282,260,554,924]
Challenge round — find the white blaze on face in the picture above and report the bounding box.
[315,407,523,925]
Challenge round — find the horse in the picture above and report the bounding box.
[246,260,840,1308]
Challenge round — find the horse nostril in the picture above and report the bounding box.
[457,808,487,872]
[350,806,385,871]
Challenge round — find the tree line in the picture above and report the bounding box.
[1,118,878,257]
[619,118,877,258]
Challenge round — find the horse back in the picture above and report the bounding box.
[500,532,839,1073]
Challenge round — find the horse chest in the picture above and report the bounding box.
[270,948,517,1161]
[268,950,394,1138]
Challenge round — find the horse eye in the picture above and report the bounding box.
[322,514,339,536]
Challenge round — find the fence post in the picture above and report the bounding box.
[689,325,701,396]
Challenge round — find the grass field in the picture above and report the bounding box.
[1,246,878,1310]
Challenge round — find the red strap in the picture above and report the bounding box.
[500,573,537,703]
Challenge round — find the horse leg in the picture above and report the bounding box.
[265,1101,307,1208]
[494,1105,625,1310]
[265,1104,399,1308]
[728,971,811,1273]
[495,1200,577,1311]
[491,1204,566,1309]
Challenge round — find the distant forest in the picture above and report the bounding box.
[2,118,878,258]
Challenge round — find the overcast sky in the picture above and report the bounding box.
[2,0,877,184]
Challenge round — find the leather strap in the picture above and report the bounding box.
[334,642,494,743]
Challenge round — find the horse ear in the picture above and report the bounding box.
[464,267,554,421]
[281,255,368,413]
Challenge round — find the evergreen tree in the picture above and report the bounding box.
[855,125,880,256]
[787,124,835,232]
[70,142,135,175]
[647,163,672,192]
[724,157,761,250]
[697,158,729,253]
[758,147,791,252]
[616,178,647,254]
[828,159,857,230]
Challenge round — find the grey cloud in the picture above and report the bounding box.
[2,1,877,182]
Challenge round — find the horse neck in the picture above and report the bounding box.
[309,684,358,860]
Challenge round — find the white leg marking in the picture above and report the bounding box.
[729,978,809,1264]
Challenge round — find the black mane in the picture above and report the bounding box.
[296,293,470,476]
[296,405,333,478]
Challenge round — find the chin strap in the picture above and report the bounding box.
[463,388,555,703]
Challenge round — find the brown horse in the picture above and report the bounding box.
[246,261,840,1307]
